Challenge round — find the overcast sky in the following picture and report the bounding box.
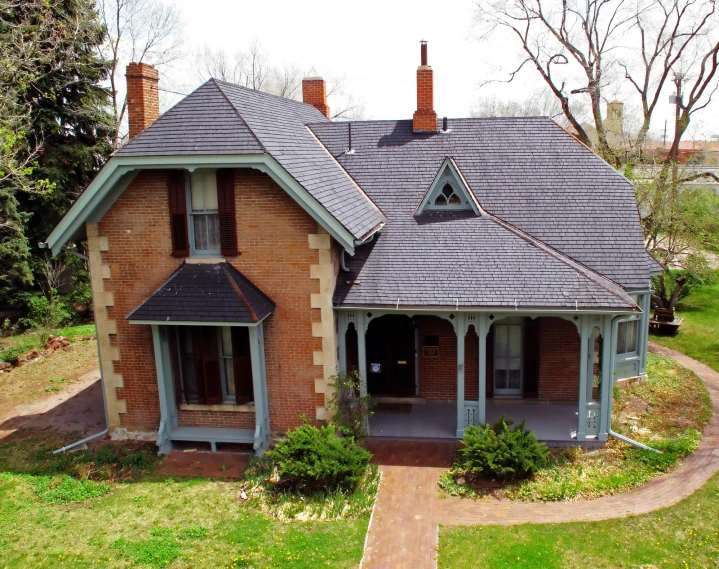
[162,0,718,141]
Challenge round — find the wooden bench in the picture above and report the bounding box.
[168,427,255,452]
[649,317,684,335]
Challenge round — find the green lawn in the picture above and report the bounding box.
[440,275,719,568]
[650,273,719,372]
[0,323,96,363]
[439,471,719,569]
[0,434,368,569]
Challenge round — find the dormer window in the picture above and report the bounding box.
[415,157,483,216]
[435,183,461,206]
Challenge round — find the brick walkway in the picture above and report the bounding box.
[360,343,719,569]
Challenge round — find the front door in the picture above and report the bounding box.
[494,320,523,396]
[366,315,416,396]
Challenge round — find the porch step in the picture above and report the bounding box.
[168,427,254,452]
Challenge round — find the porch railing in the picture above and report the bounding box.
[464,401,480,428]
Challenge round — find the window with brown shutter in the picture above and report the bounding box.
[191,327,223,405]
[167,170,189,257]
[216,169,238,256]
[231,327,254,404]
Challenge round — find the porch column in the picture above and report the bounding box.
[356,312,368,399]
[249,323,271,456]
[337,311,347,376]
[598,315,613,440]
[456,313,466,438]
[151,325,177,455]
[477,313,489,425]
[576,315,592,441]
[637,292,651,376]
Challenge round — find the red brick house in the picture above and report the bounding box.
[44,44,660,454]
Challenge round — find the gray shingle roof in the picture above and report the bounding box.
[334,211,637,310]
[310,118,653,292]
[126,262,275,323]
[116,80,386,241]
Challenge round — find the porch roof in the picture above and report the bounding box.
[126,262,275,324]
[334,214,639,312]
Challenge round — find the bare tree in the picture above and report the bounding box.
[196,43,368,119]
[97,0,184,146]
[474,0,635,160]
[470,88,590,127]
[622,0,717,151]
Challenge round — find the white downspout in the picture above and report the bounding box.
[607,314,660,453]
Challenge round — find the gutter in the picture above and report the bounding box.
[606,314,660,453]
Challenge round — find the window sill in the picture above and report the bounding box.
[179,403,255,413]
[185,256,226,264]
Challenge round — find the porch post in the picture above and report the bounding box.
[356,311,368,399]
[577,315,591,441]
[151,325,177,455]
[637,292,650,376]
[477,313,488,425]
[456,312,466,438]
[598,315,613,440]
[249,323,271,456]
[337,311,347,376]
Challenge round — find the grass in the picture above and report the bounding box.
[439,353,711,502]
[0,433,369,569]
[650,272,719,372]
[0,323,95,364]
[240,458,380,521]
[439,470,719,569]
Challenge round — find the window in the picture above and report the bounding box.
[189,170,220,253]
[176,326,253,405]
[616,320,638,355]
[433,183,462,206]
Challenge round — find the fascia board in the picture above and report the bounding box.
[44,154,356,256]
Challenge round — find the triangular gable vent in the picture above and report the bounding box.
[415,157,482,216]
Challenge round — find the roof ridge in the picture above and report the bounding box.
[212,78,329,117]
[222,262,276,309]
[487,215,637,309]
[211,79,268,154]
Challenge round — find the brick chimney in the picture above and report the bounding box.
[126,62,159,140]
[302,77,330,118]
[413,41,437,132]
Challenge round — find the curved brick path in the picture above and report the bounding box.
[360,343,719,569]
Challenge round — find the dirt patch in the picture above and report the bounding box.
[0,367,104,441]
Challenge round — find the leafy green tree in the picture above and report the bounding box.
[0,0,112,305]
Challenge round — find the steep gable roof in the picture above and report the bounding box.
[116,81,264,156]
[116,79,387,241]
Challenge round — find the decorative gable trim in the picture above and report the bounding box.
[415,157,483,216]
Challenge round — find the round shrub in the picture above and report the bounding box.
[265,423,371,494]
[455,415,550,481]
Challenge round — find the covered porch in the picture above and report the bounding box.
[338,308,636,444]
[369,402,582,445]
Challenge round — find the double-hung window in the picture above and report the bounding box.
[188,170,221,254]
[616,319,638,355]
[176,326,253,405]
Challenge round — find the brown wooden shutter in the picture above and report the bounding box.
[486,326,494,399]
[216,169,238,257]
[231,327,254,404]
[167,170,189,257]
[191,328,223,405]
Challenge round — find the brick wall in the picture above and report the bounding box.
[98,168,324,435]
[416,316,456,400]
[177,410,255,429]
[537,317,580,402]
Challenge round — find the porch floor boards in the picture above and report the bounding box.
[368,402,579,442]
